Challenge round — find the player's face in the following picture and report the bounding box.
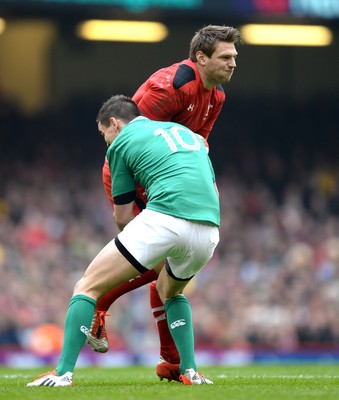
[204,41,238,87]
[98,119,118,146]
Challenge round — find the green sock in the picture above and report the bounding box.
[164,295,196,373]
[56,294,96,375]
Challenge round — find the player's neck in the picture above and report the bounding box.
[195,64,215,90]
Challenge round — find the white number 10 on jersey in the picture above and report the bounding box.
[154,126,208,153]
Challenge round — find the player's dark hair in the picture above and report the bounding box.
[189,25,243,62]
[96,94,141,126]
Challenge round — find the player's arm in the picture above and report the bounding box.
[113,191,136,231]
[108,145,137,230]
[103,157,147,224]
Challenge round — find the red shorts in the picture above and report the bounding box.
[102,157,148,216]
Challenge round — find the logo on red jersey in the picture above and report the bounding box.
[203,103,213,120]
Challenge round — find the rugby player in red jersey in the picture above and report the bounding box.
[88,24,242,381]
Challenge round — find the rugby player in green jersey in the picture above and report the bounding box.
[27,94,220,387]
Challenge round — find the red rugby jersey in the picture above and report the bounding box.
[133,58,225,140]
[103,58,226,215]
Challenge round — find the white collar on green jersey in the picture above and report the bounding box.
[129,116,149,124]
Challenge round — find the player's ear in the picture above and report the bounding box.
[109,117,118,128]
[196,50,207,65]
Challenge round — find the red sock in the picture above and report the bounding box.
[149,281,180,364]
[96,269,158,311]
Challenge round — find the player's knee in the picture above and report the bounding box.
[155,280,182,303]
[73,278,83,294]
[73,277,97,299]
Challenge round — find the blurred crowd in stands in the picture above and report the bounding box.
[1,92,339,356]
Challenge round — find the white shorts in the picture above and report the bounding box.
[116,209,219,280]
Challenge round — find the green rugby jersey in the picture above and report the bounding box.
[107,117,220,226]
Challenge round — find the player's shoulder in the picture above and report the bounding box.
[172,60,197,89]
[151,59,197,89]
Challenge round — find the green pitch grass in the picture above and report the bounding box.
[1,364,339,400]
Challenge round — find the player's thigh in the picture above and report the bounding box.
[153,260,166,275]
[74,239,140,298]
[117,210,180,268]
